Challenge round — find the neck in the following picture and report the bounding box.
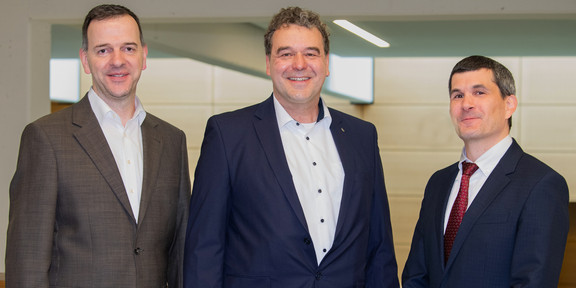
[101,95,136,126]
[464,134,509,162]
[275,96,320,124]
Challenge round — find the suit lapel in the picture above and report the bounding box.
[436,164,459,271]
[72,96,136,222]
[138,116,162,224]
[445,140,522,269]
[253,96,309,232]
[328,110,356,243]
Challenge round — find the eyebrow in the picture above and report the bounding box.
[450,84,489,94]
[92,42,139,49]
[275,46,321,54]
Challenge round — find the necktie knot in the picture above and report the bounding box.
[462,162,479,177]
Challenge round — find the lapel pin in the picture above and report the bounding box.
[341,128,345,133]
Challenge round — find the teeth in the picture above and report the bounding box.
[289,77,309,81]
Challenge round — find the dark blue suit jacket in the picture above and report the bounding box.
[184,96,399,288]
[402,139,569,288]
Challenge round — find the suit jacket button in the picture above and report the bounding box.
[304,238,312,245]
[315,272,322,280]
[134,248,143,255]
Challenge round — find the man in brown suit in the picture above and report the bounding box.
[6,4,190,287]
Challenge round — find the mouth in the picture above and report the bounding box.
[288,77,310,81]
[108,72,129,78]
[460,116,480,125]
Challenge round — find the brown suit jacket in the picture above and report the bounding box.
[6,95,190,288]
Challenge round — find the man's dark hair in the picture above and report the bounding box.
[264,6,330,56]
[81,4,144,51]
[449,55,515,128]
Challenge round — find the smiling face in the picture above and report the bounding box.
[449,68,517,150]
[266,24,329,114]
[80,14,147,105]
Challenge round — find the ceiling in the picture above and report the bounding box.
[325,19,576,57]
[52,18,576,59]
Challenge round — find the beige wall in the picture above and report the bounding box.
[82,56,574,278]
[3,0,576,276]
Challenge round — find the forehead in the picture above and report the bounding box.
[86,15,140,43]
[271,24,323,48]
[451,68,496,88]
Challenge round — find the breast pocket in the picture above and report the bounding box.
[476,212,509,224]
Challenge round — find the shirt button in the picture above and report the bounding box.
[320,219,324,223]
[312,162,317,166]
[323,248,327,253]
[134,247,143,255]
[318,189,322,193]
[306,136,310,140]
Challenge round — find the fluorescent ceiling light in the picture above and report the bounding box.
[333,20,390,48]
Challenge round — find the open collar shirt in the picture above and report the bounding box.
[443,135,513,233]
[88,89,146,223]
[273,96,345,265]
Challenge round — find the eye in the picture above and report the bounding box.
[451,93,463,99]
[124,46,137,54]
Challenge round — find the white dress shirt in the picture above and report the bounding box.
[443,135,513,232]
[88,89,146,223]
[274,96,345,265]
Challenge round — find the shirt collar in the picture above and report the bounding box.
[87,88,146,126]
[459,135,513,176]
[273,95,331,129]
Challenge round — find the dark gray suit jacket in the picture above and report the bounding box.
[402,139,569,288]
[7,95,190,288]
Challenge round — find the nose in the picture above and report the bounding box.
[292,53,307,70]
[110,51,125,67]
[462,94,474,110]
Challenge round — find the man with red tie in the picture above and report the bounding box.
[402,55,569,288]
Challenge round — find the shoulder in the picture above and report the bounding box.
[329,108,374,127]
[515,152,566,183]
[211,102,261,123]
[22,102,79,136]
[328,107,377,138]
[427,162,459,186]
[143,112,186,138]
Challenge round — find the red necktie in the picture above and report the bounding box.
[444,162,479,264]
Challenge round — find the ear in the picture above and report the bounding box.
[505,94,518,119]
[265,55,271,76]
[142,44,148,70]
[325,53,330,77]
[79,48,91,74]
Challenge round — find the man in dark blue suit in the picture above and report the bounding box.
[184,6,399,288]
[402,55,570,288]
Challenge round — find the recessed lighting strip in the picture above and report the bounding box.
[333,20,390,48]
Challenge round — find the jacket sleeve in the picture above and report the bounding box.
[184,116,231,288]
[365,125,400,288]
[6,123,58,288]
[509,170,569,287]
[168,130,192,288]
